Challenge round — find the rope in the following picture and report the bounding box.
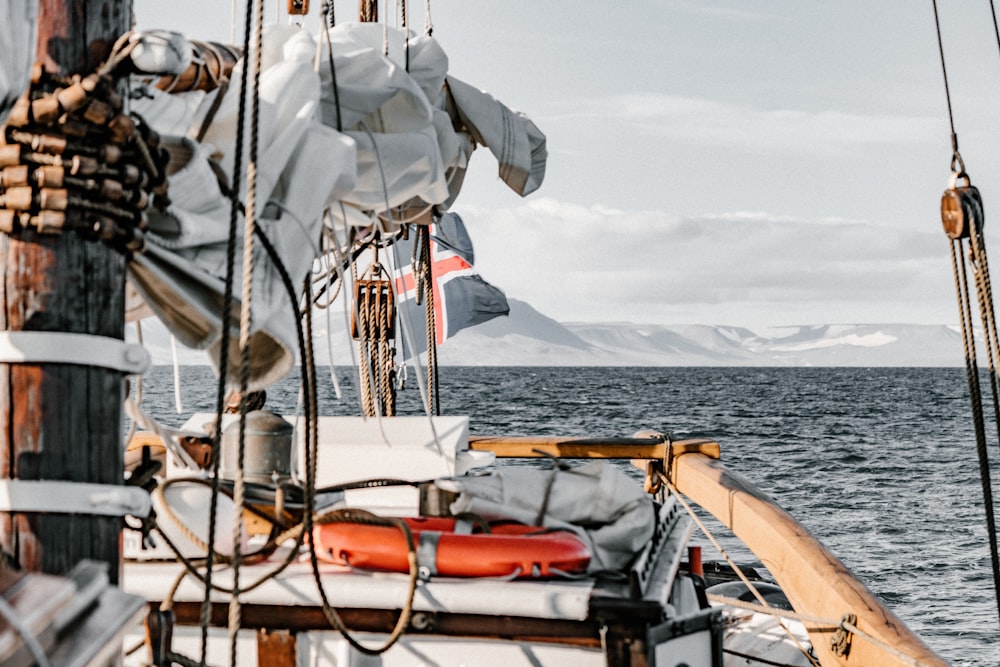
[307,508,421,654]
[933,0,1000,628]
[360,0,377,22]
[301,288,421,654]
[668,469,958,666]
[418,227,440,415]
[199,0,260,657]
[709,595,941,667]
[949,229,1000,625]
[0,594,51,667]
[320,3,344,132]
[663,481,821,667]
[931,0,963,172]
[223,0,266,660]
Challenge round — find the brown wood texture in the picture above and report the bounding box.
[257,629,296,667]
[0,0,130,584]
[167,601,603,644]
[468,434,670,459]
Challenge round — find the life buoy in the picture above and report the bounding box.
[314,516,591,578]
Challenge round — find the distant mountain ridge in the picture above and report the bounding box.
[134,298,967,367]
[433,300,965,367]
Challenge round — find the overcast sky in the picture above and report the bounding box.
[132,1,1000,329]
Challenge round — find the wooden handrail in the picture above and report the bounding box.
[468,434,948,666]
[468,434,671,459]
[669,449,949,667]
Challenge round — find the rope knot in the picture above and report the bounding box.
[830,612,857,657]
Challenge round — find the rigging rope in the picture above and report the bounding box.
[663,481,821,667]
[417,226,440,415]
[226,0,266,659]
[932,0,1000,629]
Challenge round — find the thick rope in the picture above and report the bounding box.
[307,508,421,654]
[418,228,439,415]
[300,293,421,655]
[224,0,266,660]
[951,230,1000,624]
[933,0,1000,628]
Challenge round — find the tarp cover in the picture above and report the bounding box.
[126,23,545,389]
[441,462,655,573]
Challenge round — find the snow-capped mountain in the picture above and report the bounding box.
[433,300,967,367]
[132,299,968,367]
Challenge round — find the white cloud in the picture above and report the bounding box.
[455,198,956,328]
[569,94,943,157]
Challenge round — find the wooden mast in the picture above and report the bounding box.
[0,0,131,583]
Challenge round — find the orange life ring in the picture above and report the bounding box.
[314,516,591,578]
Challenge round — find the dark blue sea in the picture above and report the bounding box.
[137,366,998,666]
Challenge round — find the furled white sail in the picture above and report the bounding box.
[126,23,546,389]
[441,462,655,572]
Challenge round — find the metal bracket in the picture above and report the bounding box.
[0,331,150,374]
[0,479,151,517]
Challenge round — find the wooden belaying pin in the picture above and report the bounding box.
[0,187,34,211]
[30,95,61,124]
[0,145,20,168]
[5,96,31,128]
[0,210,20,234]
[37,188,69,211]
[1,165,30,188]
[34,165,64,187]
[32,210,66,234]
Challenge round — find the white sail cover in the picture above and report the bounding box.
[126,23,546,389]
[441,462,655,573]
[1,1,36,123]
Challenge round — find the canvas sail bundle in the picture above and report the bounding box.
[124,23,546,388]
[439,461,655,572]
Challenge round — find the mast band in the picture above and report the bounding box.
[0,331,150,374]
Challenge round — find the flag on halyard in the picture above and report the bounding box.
[393,213,509,359]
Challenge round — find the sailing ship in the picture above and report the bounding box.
[0,1,990,666]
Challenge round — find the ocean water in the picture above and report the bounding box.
[136,365,998,666]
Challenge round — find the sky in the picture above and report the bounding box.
[130,1,1000,330]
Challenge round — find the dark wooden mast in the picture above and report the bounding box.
[0,0,131,583]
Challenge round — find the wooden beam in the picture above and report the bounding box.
[468,435,670,460]
[0,0,130,583]
[668,450,949,667]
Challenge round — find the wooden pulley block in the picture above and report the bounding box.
[941,174,984,240]
[287,0,309,15]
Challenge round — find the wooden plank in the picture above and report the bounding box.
[167,601,603,644]
[468,435,669,459]
[257,629,296,667]
[0,569,75,662]
[669,450,949,667]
